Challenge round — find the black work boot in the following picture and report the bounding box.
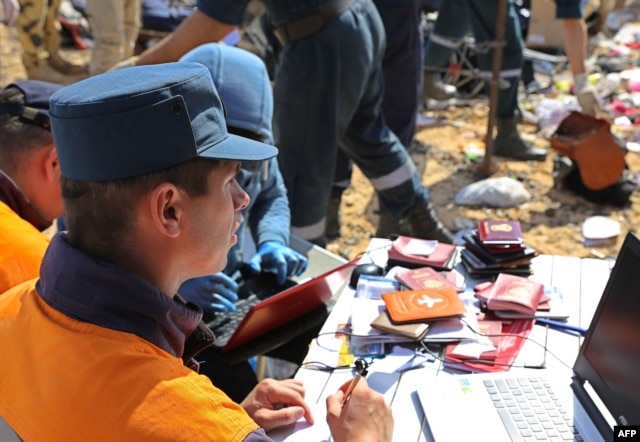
[375,207,404,239]
[423,71,457,101]
[406,202,455,244]
[493,117,547,162]
[325,195,342,240]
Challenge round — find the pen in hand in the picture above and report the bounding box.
[341,374,362,408]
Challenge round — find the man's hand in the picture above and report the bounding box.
[326,377,393,442]
[1,0,19,26]
[241,378,313,431]
[179,273,238,313]
[246,241,308,284]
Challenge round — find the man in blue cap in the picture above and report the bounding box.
[0,80,64,294]
[178,43,312,402]
[0,63,393,441]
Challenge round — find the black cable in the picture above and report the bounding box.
[312,317,577,371]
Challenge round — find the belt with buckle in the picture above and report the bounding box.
[273,0,356,45]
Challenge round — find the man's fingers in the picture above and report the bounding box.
[252,407,307,432]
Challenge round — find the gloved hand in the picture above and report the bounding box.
[1,0,19,26]
[246,240,308,284]
[574,73,602,117]
[107,55,140,72]
[179,273,239,313]
[576,87,603,117]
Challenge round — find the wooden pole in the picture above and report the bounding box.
[479,0,508,176]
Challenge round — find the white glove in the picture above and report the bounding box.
[107,55,140,72]
[1,0,19,26]
[574,73,603,117]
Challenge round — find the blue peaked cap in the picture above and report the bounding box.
[0,80,62,129]
[180,44,274,144]
[49,62,277,182]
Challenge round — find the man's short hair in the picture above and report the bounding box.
[0,81,61,172]
[61,159,223,261]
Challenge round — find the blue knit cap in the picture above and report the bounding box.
[180,44,274,144]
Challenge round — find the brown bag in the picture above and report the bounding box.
[548,112,626,190]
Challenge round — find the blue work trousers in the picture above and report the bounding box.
[274,0,427,237]
[333,0,423,198]
[423,0,523,118]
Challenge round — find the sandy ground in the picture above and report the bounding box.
[2,16,639,263]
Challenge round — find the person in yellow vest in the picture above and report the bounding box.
[0,80,64,294]
[0,63,393,441]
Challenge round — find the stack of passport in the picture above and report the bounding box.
[460,220,538,277]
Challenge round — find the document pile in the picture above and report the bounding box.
[460,220,538,277]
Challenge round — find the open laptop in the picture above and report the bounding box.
[417,231,640,442]
[206,259,356,353]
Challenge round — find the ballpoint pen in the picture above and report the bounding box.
[341,374,362,407]
[535,318,588,336]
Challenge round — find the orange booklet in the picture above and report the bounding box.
[381,287,466,324]
[482,273,544,315]
[395,266,461,293]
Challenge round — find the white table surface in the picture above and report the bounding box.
[268,238,614,442]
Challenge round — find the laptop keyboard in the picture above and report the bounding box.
[206,294,260,348]
[483,377,584,442]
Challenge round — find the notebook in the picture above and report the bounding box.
[206,260,356,353]
[417,231,640,441]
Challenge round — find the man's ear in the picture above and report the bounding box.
[149,183,183,238]
[43,145,60,182]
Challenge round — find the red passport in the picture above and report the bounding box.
[444,318,535,373]
[387,236,457,270]
[395,266,461,293]
[483,273,544,315]
[477,220,523,245]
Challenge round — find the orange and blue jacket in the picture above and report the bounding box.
[0,200,50,294]
[0,233,271,441]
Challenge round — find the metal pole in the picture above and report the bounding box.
[479,0,508,175]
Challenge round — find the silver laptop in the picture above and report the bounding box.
[417,232,640,442]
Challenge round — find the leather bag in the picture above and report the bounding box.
[548,112,626,190]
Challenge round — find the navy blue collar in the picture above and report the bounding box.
[37,233,214,362]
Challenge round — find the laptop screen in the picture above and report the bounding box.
[573,231,640,426]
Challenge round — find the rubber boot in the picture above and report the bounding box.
[493,117,547,162]
[325,195,342,240]
[375,207,401,240]
[422,71,457,101]
[406,201,455,244]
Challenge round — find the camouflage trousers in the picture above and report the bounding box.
[85,0,141,75]
[16,0,62,70]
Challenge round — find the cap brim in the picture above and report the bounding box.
[200,133,277,162]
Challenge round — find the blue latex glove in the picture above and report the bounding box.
[246,240,308,284]
[179,273,239,313]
